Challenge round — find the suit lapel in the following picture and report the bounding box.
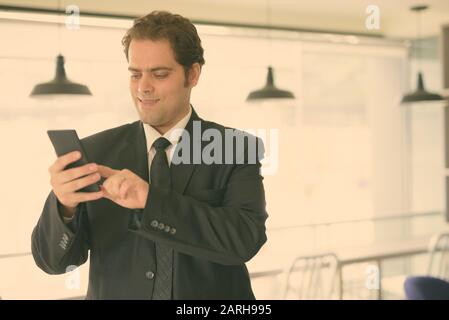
[117,121,149,183]
[170,107,201,195]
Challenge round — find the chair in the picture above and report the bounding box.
[283,252,341,300]
[427,232,449,280]
[404,276,449,300]
[383,231,449,299]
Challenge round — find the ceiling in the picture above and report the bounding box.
[1,0,449,38]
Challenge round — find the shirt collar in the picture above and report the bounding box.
[143,105,192,151]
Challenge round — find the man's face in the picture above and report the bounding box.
[128,39,200,134]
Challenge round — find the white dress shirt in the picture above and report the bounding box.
[143,105,192,175]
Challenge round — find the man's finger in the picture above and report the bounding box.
[109,175,126,198]
[72,190,104,203]
[49,151,81,174]
[60,172,101,193]
[97,164,119,178]
[119,180,131,199]
[100,185,115,201]
[54,163,98,185]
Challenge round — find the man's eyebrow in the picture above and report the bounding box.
[128,66,173,72]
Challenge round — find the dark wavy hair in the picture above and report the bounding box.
[122,11,205,83]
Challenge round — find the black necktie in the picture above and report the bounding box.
[150,137,174,300]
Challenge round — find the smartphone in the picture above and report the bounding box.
[47,129,102,192]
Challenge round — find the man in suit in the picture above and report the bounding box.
[32,11,268,299]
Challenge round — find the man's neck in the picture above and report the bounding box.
[152,104,191,135]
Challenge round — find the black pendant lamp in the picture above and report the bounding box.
[30,0,91,98]
[401,5,444,104]
[30,55,92,96]
[247,66,295,100]
[246,0,295,102]
[402,71,444,103]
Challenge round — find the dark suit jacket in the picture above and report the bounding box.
[31,107,268,299]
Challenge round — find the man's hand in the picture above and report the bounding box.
[49,151,104,218]
[98,165,149,209]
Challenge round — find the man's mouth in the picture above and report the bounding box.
[138,97,160,107]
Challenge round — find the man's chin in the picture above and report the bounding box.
[139,116,155,125]
[138,113,162,126]
[135,106,155,123]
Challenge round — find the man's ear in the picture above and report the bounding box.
[188,63,201,87]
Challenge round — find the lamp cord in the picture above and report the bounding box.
[57,0,61,55]
[416,9,421,72]
[267,0,272,68]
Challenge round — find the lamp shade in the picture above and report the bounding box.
[30,55,92,96]
[246,66,295,101]
[401,6,444,104]
[401,72,444,103]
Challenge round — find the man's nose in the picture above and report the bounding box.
[137,74,155,94]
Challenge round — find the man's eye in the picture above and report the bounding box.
[154,73,168,79]
[131,74,141,79]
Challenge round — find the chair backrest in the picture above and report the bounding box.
[283,252,341,300]
[427,232,449,280]
[404,276,449,300]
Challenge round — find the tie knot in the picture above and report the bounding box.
[152,137,171,151]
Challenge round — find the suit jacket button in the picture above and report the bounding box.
[158,222,165,230]
[145,271,154,280]
[170,228,176,235]
[164,225,170,233]
[150,220,158,228]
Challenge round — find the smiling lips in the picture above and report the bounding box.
[138,97,160,107]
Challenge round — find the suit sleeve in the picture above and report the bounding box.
[31,191,90,274]
[129,138,268,266]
